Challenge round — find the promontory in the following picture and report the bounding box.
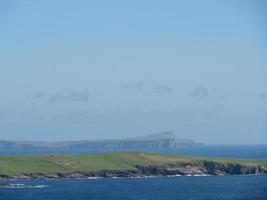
[0,152,266,180]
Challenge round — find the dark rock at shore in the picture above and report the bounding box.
[0,183,12,188]
[202,161,267,175]
[0,161,266,180]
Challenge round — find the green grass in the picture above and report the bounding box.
[0,152,266,175]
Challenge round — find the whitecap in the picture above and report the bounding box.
[2,184,48,189]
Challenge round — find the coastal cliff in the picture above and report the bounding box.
[0,152,266,180]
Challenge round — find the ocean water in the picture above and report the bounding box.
[172,145,267,159]
[2,145,267,159]
[1,176,267,200]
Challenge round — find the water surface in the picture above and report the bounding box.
[1,176,267,200]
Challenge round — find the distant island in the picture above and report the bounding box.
[0,131,203,153]
[0,152,266,180]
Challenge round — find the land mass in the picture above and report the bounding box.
[0,131,202,153]
[0,152,266,180]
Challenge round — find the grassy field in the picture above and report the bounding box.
[0,152,266,175]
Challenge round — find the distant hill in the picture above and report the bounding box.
[0,131,203,153]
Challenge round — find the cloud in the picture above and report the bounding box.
[153,85,173,95]
[259,92,267,98]
[49,89,89,103]
[121,81,144,91]
[206,105,224,116]
[32,92,46,99]
[189,86,212,98]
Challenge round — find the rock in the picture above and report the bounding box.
[0,183,11,188]
[0,161,266,180]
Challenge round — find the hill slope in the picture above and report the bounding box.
[0,131,202,153]
[0,152,266,179]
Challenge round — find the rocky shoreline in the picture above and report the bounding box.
[1,161,266,180]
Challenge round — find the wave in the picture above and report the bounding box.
[0,183,48,189]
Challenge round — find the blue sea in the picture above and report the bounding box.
[2,145,267,159]
[1,176,267,200]
[172,145,267,159]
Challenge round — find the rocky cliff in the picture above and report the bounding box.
[0,161,266,180]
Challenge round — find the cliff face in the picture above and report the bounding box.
[133,161,267,176]
[0,161,266,180]
[201,161,266,175]
[0,131,202,153]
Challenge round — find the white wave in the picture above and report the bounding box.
[87,177,102,179]
[194,174,212,176]
[2,184,48,189]
[30,185,48,188]
[166,174,182,177]
[128,175,157,179]
[111,177,124,179]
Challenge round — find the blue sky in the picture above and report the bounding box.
[0,0,266,144]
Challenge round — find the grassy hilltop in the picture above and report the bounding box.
[0,152,267,175]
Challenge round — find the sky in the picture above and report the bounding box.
[0,0,266,144]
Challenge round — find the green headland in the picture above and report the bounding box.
[0,152,266,179]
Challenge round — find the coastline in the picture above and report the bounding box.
[1,161,266,181]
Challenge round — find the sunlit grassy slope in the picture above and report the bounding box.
[0,152,266,175]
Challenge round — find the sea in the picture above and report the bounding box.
[0,176,267,200]
[1,145,267,159]
[171,145,267,159]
